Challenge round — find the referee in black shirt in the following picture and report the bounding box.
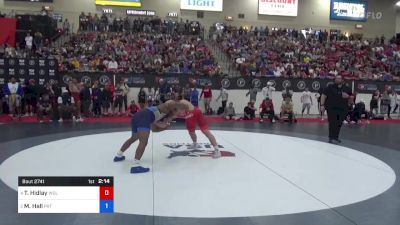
[320,75,352,144]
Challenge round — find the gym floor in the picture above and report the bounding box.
[0,121,399,225]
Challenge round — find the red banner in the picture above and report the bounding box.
[0,18,17,47]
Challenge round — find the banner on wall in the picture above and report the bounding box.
[2,68,398,94]
[180,0,223,12]
[95,0,141,7]
[0,58,58,85]
[0,18,17,47]
[126,9,156,16]
[354,80,400,94]
[55,73,386,93]
[258,0,298,17]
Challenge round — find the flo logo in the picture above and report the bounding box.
[221,78,230,88]
[163,143,236,158]
[236,78,246,88]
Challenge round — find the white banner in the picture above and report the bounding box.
[259,0,298,17]
[180,0,223,12]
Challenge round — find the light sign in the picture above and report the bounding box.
[180,0,223,12]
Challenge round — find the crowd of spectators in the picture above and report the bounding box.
[0,77,209,122]
[216,25,400,81]
[56,32,221,75]
[78,13,202,35]
[1,14,220,76]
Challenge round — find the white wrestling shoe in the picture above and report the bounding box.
[187,143,202,150]
[212,150,221,159]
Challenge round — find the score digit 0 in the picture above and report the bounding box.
[100,186,114,200]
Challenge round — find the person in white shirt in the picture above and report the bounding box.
[223,102,237,120]
[262,82,275,100]
[388,91,397,119]
[5,77,22,117]
[301,88,313,116]
[216,87,229,109]
[236,57,245,68]
[107,59,118,71]
[146,87,155,107]
[392,92,399,114]
[25,33,33,50]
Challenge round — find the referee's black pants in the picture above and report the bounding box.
[327,108,347,140]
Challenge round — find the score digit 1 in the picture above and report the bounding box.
[99,186,114,213]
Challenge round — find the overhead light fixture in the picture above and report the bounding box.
[396,1,400,6]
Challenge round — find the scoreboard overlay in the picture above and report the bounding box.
[18,177,114,213]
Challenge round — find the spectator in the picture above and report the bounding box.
[370,90,380,117]
[79,12,87,31]
[216,87,229,111]
[101,85,112,116]
[138,87,147,109]
[0,88,4,114]
[114,83,124,115]
[393,92,400,114]
[58,89,77,122]
[4,77,23,117]
[40,6,48,16]
[315,90,325,119]
[223,102,237,120]
[63,19,70,34]
[24,79,39,116]
[282,87,293,100]
[262,82,275,100]
[34,31,43,50]
[91,81,102,117]
[182,84,191,102]
[347,100,369,124]
[190,87,199,107]
[159,81,170,103]
[128,100,139,116]
[68,79,83,121]
[281,97,294,123]
[301,88,313,116]
[243,101,256,120]
[80,83,91,118]
[201,84,213,114]
[380,90,390,117]
[25,33,33,51]
[107,58,119,72]
[246,86,259,102]
[121,80,130,112]
[260,97,276,123]
[37,90,53,123]
[389,90,397,119]
[146,87,156,106]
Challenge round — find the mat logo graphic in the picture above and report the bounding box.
[163,143,235,158]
